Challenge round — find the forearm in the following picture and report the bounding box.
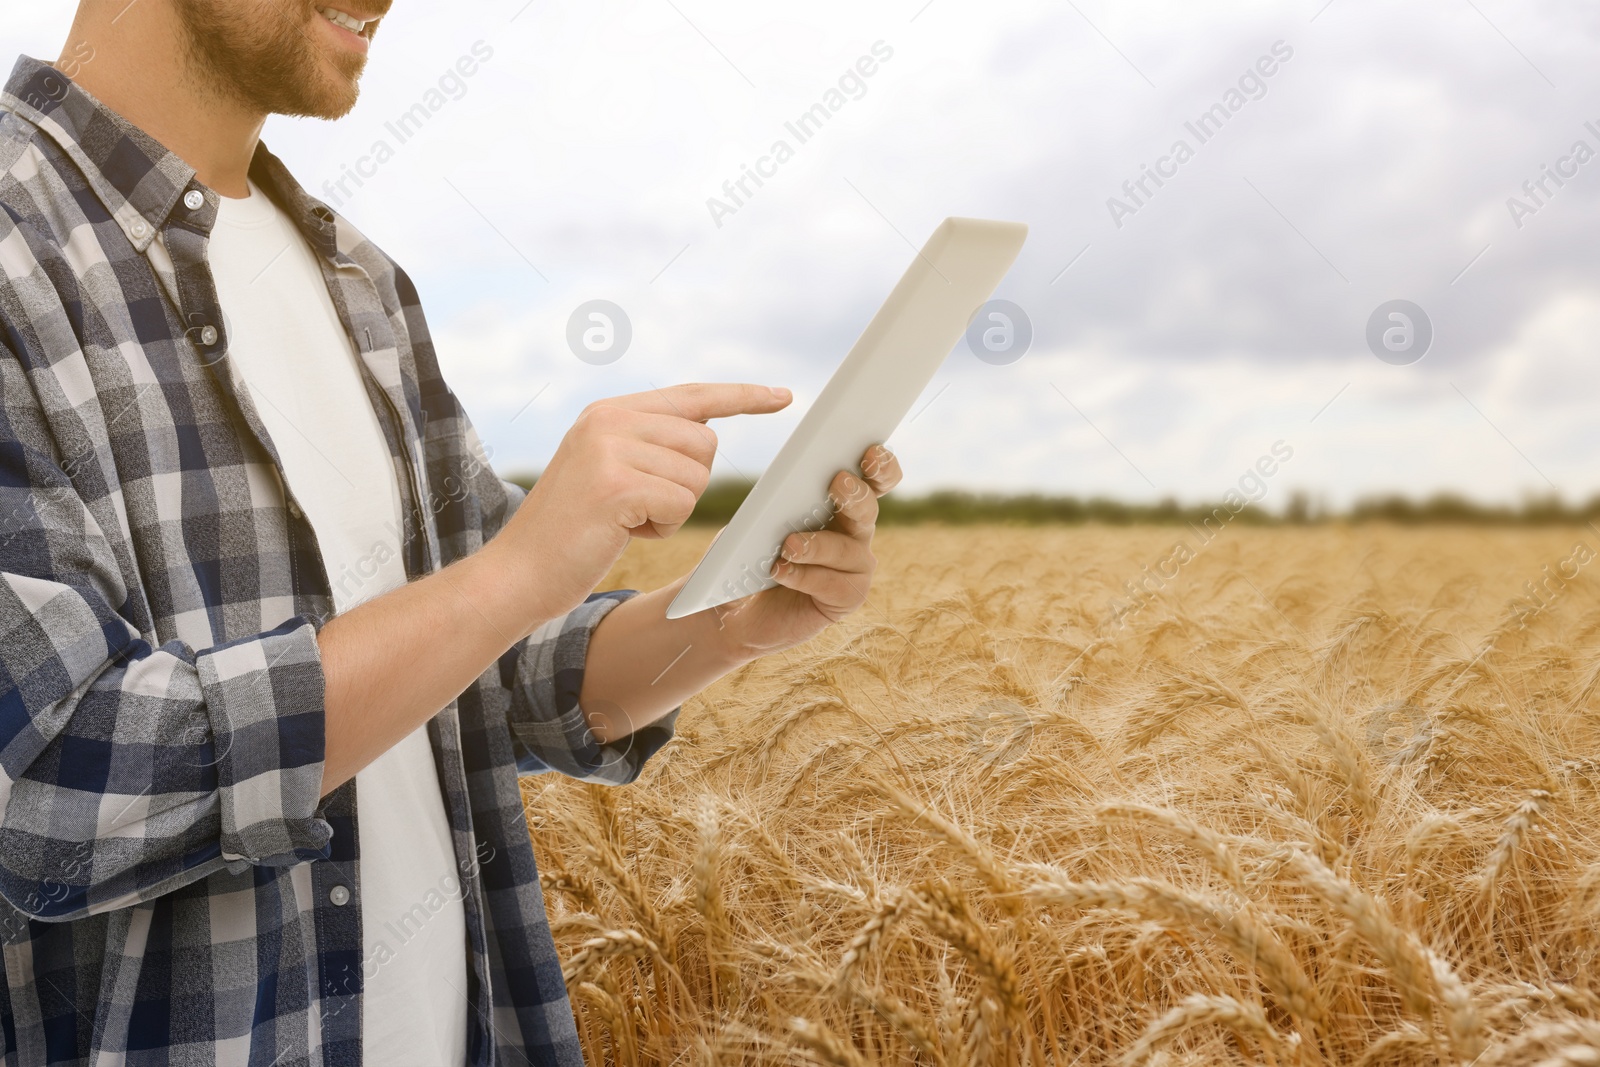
[577,574,753,743]
[317,538,545,794]
[313,382,810,786]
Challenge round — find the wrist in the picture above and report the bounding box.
[459,536,558,643]
[643,573,757,668]
[703,595,774,667]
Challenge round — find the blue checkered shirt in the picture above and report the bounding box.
[0,55,677,1066]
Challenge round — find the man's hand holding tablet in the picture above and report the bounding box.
[714,439,905,655]
[664,218,1026,622]
[497,382,900,642]
[508,217,1022,745]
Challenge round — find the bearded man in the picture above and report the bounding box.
[0,3,900,1063]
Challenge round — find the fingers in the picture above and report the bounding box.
[581,406,718,469]
[569,422,710,538]
[826,469,879,540]
[621,438,713,499]
[859,444,902,495]
[614,470,699,539]
[769,553,874,621]
[767,451,898,623]
[595,382,793,423]
[563,390,773,543]
[779,529,871,572]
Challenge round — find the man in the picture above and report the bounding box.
[0,1,901,1063]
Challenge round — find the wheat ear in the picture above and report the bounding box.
[786,1017,876,1067]
[1480,788,1551,899]
[1284,848,1481,1058]
[1023,866,1327,1029]
[1120,993,1284,1066]
[874,777,1018,897]
[563,928,664,985]
[1096,802,1250,893]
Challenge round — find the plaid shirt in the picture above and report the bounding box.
[0,55,677,1067]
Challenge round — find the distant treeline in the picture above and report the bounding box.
[502,475,1600,527]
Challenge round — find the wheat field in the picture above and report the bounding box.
[521,525,1600,1066]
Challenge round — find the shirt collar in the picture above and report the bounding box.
[247,144,340,260]
[1,54,338,259]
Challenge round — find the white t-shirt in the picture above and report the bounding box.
[209,182,468,1067]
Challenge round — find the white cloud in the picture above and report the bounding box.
[8,0,1600,505]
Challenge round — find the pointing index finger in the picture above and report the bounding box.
[631,382,793,423]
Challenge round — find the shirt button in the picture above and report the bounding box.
[129,219,148,239]
[329,885,351,906]
[198,325,218,346]
[287,499,304,520]
[184,190,205,211]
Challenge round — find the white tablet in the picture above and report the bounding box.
[664,216,1029,620]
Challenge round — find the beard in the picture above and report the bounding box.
[169,0,380,119]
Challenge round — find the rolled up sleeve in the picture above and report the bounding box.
[504,589,678,785]
[0,569,333,921]
[195,618,331,865]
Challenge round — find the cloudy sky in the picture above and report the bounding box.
[10,0,1600,508]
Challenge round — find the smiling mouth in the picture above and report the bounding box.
[317,6,378,38]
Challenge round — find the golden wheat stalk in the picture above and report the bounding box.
[1353,1024,1432,1067]
[1095,802,1252,893]
[788,960,947,1065]
[691,795,738,1007]
[910,880,1024,1022]
[574,833,671,955]
[1488,1019,1600,1067]
[572,980,637,1064]
[834,889,913,988]
[1282,848,1482,1057]
[1119,993,1284,1066]
[524,526,1600,1065]
[872,777,1019,897]
[1479,788,1552,899]
[562,928,663,985]
[786,1016,876,1067]
[1023,865,1328,1029]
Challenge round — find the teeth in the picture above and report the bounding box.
[318,7,368,33]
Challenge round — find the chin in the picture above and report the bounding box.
[291,58,366,120]
[315,79,363,119]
